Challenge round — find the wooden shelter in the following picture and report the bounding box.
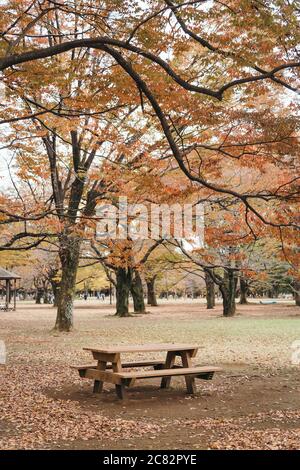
[0,268,21,311]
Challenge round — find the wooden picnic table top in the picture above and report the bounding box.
[83,343,199,354]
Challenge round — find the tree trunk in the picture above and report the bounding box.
[268,288,276,298]
[294,280,300,307]
[273,286,279,298]
[221,270,237,317]
[222,290,236,316]
[35,288,44,304]
[54,236,81,331]
[131,270,146,313]
[147,277,158,306]
[205,270,215,309]
[43,290,51,304]
[51,281,59,307]
[239,277,248,304]
[115,267,131,317]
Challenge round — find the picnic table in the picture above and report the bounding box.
[72,343,221,399]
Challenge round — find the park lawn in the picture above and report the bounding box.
[0,300,300,450]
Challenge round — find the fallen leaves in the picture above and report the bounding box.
[174,410,300,450]
[1,301,300,450]
[0,363,160,449]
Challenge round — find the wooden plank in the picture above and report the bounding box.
[180,351,196,394]
[84,368,122,385]
[93,360,106,394]
[122,377,136,387]
[112,354,122,373]
[112,355,125,399]
[90,352,119,362]
[115,366,222,379]
[115,384,125,399]
[119,360,164,368]
[71,365,94,370]
[189,349,198,358]
[161,351,176,389]
[83,343,199,354]
[93,380,102,393]
[71,360,165,370]
[74,365,221,379]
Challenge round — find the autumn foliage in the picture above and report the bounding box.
[0,0,299,329]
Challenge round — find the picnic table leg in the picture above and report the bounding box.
[115,384,126,399]
[180,351,197,394]
[93,360,107,393]
[112,354,125,399]
[161,351,176,389]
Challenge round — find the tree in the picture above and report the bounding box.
[146,275,158,307]
[130,269,146,314]
[92,238,162,317]
[0,0,299,227]
[204,268,215,309]
[239,277,249,305]
[0,1,299,325]
[294,281,300,307]
[144,246,188,306]
[0,32,145,329]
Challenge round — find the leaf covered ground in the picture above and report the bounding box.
[0,299,300,450]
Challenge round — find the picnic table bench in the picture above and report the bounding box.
[72,343,221,399]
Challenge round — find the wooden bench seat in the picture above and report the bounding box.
[71,360,165,377]
[74,365,222,398]
[114,366,221,398]
[70,360,164,377]
[116,366,222,380]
